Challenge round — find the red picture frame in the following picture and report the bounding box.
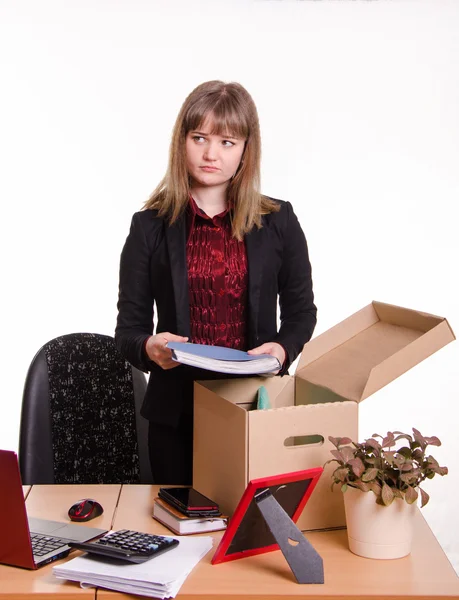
[211,467,323,565]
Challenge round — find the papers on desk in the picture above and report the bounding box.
[53,535,213,599]
[167,342,281,375]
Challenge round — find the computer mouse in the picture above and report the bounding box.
[68,498,104,522]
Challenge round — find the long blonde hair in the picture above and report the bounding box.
[144,80,279,240]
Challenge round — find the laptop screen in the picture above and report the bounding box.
[0,450,35,569]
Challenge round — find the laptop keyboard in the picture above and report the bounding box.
[30,533,68,556]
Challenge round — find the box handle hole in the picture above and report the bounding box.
[284,434,324,448]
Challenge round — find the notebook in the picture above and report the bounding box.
[167,342,280,375]
[0,449,108,569]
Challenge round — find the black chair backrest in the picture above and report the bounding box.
[19,333,152,484]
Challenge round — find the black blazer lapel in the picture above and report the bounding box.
[165,216,191,337]
[245,226,264,346]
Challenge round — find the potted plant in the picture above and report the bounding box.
[326,428,448,559]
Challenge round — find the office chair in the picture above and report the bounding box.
[19,332,153,484]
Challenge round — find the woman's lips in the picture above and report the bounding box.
[200,166,219,172]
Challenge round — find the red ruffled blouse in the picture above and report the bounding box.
[186,197,248,350]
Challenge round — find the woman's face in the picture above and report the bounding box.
[185,116,246,190]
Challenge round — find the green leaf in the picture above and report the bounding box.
[366,438,381,450]
[353,481,371,492]
[405,486,418,505]
[381,432,395,447]
[424,435,441,447]
[420,488,430,507]
[428,464,448,476]
[330,449,344,462]
[341,483,348,493]
[412,449,424,461]
[361,468,378,482]
[412,428,427,449]
[393,456,405,468]
[334,467,349,482]
[381,483,395,506]
[397,446,412,458]
[401,462,413,471]
[329,436,353,448]
[369,482,382,496]
[383,451,397,465]
[394,433,413,444]
[426,455,440,468]
[374,458,383,470]
[348,457,365,477]
[338,437,353,446]
[340,447,356,463]
[400,473,419,485]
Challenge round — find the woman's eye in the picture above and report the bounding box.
[222,140,235,147]
[192,136,205,143]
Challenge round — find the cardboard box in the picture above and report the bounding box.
[193,301,455,531]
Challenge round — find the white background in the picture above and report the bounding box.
[1,0,458,574]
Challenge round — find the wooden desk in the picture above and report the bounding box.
[1,485,458,600]
[0,484,121,600]
[100,485,459,600]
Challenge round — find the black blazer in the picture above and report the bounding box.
[115,199,317,427]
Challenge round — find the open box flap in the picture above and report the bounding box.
[372,301,449,331]
[296,303,379,374]
[295,301,455,403]
[361,318,456,400]
[196,376,294,409]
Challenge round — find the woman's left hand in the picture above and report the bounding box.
[247,342,286,373]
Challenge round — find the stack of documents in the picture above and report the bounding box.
[53,535,213,598]
[167,342,280,375]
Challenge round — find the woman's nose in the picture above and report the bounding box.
[203,141,218,161]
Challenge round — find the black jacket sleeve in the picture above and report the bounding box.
[115,212,156,372]
[273,201,317,372]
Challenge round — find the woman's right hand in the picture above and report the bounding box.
[145,332,189,370]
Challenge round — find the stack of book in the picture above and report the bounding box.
[153,498,228,535]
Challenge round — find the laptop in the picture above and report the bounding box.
[0,449,108,569]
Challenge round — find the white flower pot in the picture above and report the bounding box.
[343,485,417,559]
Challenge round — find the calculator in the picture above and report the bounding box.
[69,529,179,563]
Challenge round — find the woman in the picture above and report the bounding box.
[115,80,317,484]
